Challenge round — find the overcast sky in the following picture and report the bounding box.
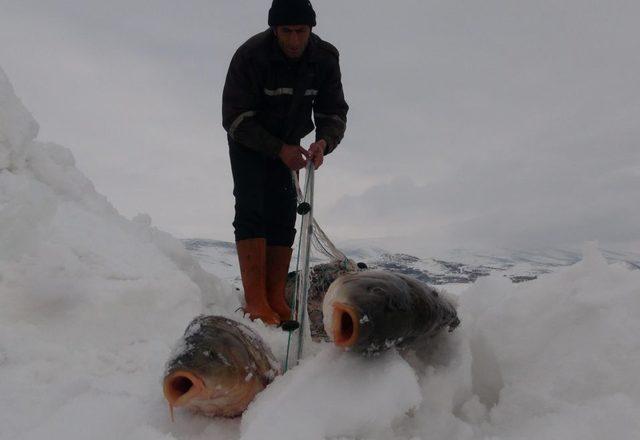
[1,0,639,253]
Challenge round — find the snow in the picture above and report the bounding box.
[2,66,640,440]
[241,348,421,440]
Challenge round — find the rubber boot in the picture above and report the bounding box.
[266,246,293,321]
[236,238,280,326]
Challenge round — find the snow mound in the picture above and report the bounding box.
[0,66,234,439]
[457,241,640,439]
[0,68,38,171]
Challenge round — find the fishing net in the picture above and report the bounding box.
[292,169,348,263]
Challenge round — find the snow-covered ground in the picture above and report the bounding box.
[2,66,640,439]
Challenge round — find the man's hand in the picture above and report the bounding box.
[279,144,310,170]
[308,139,326,170]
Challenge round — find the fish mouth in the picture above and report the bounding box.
[163,369,264,418]
[331,302,360,348]
[163,370,206,407]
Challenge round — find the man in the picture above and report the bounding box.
[222,0,348,326]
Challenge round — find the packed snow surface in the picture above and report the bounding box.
[2,66,640,440]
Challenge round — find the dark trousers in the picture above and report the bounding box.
[229,141,297,247]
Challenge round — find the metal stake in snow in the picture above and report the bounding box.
[283,161,315,371]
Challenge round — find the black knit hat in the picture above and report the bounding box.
[268,0,316,27]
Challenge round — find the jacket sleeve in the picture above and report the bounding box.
[313,55,349,155]
[222,50,283,156]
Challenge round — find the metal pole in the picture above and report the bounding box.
[284,161,314,370]
[296,162,314,361]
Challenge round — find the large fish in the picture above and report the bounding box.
[322,270,460,355]
[163,315,280,418]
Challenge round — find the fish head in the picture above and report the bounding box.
[163,316,278,417]
[322,271,413,353]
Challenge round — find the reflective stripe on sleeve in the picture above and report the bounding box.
[229,111,256,138]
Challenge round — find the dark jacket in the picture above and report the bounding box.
[222,30,348,157]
